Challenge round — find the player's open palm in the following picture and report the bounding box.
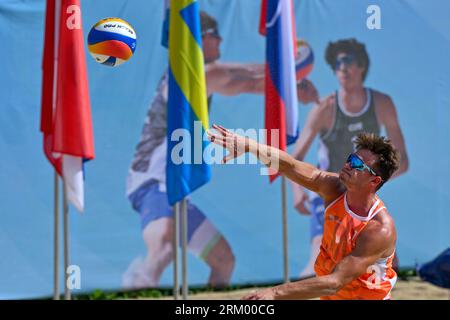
[207,124,249,164]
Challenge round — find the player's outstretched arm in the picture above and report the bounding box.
[205,63,265,96]
[207,124,342,201]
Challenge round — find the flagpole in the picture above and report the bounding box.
[173,202,180,300]
[281,177,289,283]
[62,181,71,300]
[181,198,188,300]
[53,171,60,300]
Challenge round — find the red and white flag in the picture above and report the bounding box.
[40,0,94,212]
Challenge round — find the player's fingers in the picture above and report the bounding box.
[207,131,218,142]
[217,124,231,135]
[208,133,227,148]
[212,124,228,136]
[222,152,237,164]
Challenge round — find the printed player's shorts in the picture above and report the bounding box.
[129,180,222,260]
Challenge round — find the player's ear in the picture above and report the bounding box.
[372,176,382,188]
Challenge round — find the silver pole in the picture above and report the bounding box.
[53,171,60,300]
[181,198,188,299]
[173,202,180,300]
[282,177,289,283]
[62,181,71,300]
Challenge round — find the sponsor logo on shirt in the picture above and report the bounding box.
[348,122,363,132]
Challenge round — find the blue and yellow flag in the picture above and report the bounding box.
[166,0,210,205]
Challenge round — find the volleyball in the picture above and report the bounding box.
[295,40,314,81]
[87,18,137,67]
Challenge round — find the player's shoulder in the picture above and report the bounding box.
[204,62,220,74]
[370,89,394,106]
[315,93,335,115]
[366,206,396,240]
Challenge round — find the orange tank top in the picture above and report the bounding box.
[314,192,397,300]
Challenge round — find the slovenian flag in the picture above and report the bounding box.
[260,0,298,181]
[166,0,211,205]
[40,0,94,212]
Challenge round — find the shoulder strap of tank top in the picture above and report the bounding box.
[320,91,339,140]
[367,88,377,114]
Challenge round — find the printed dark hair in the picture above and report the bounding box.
[200,11,218,33]
[325,38,370,81]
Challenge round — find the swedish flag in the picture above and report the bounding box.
[166,0,210,205]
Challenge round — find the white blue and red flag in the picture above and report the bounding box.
[259,0,298,181]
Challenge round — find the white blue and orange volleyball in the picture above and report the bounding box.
[87,18,137,67]
[295,40,314,81]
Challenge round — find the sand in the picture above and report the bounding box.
[148,277,449,300]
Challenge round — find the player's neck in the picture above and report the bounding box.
[346,190,377,217]
[339,85,366,113]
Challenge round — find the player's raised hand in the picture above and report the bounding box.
[297,78,319,105]
[207,124,249,164]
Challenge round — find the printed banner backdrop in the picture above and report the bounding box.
[0,0,449,298]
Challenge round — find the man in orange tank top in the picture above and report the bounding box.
[208,125,400,300]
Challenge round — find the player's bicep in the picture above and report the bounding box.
[331,223,391,288]
[332,252,380,287]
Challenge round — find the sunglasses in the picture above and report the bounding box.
[346,153,378,176]
[202,28,221,39]
[335,55,356,70]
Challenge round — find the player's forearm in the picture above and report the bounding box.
[238,63,265,77]
[229,65,265,93]
[219,76,264,96]
[249,76,265,93]
[247,139,321,192]
[227,63,265,79]
[271,276,341,300]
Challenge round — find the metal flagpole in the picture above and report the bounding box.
[173,202,180,300]
[281,177,289,283]
[53,171,60,300]
[181,198,188,299]
[62,181,71,300]
[52,0,62,301]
